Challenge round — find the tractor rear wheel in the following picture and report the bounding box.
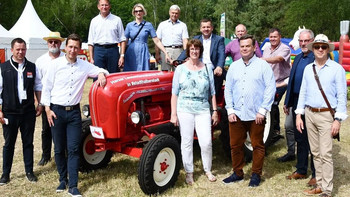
[138,134,181,195]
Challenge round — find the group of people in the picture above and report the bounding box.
[0,1,348,197]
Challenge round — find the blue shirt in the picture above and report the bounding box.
[293,52,315,94]
[225,55,276,121]
[295,59,348,120]
[172,64,215,114]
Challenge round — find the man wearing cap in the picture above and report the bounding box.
[35,32,65,166]
[155,4,189,71]
[225,24,262,62]
[0,38,42,185]
[283,29,316,187]
[296,34,348,197]
[262,28,291,139]
[88,0,126,73]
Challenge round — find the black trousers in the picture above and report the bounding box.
[2,111,36,175]
[41,111,52,160]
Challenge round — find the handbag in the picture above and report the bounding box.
[312,64,339,141]
[126,21,146,52]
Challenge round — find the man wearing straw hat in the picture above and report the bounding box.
[295,34,348,197]
[35,32,65,166]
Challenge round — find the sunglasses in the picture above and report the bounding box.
[48,40,59,44]
[134,10,143,13]
[313,45,328,50]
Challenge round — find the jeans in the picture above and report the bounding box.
[284,108,295,155]
[271,86,287,132]
[51,105,82,188]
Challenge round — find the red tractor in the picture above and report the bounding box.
[79,70,275,194]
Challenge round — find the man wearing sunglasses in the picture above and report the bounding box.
[35,32,65,167]
[295,34,348,197]
[283,29,316,187]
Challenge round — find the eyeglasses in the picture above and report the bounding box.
[313,45,328,50]
[298,39,311,43]
[134,10,143,13]
[48,40,59,44]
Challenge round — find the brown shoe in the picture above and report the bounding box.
[307,177,316,187]
[286,172,307,180]
[303,187,322,195]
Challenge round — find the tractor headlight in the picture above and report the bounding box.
[82,104,90,117]
[131,111,143,124]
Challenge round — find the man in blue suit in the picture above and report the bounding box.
[283,29,316,187]
[178,18,225,97]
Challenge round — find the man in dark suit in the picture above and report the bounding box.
[283,29,316,187]
[178,18,225,97]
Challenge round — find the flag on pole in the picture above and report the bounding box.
[220,13,225,37]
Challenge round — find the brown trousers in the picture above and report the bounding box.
[229,118,265,177]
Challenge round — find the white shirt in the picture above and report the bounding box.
[36,51,65,82]
[0,57,42,104]
[87,13,126,45]
[156,19,189,46]
[202,35,214,69]
[41,55,109,106]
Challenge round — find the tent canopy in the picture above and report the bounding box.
[0,24,14,38]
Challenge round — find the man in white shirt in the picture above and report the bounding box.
[88,0,126,74]
[35,32,65,166]
[155,5,189,71]
[41,34,108,197]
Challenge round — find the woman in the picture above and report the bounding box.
[124,4,171,71]
[170,39,218,185]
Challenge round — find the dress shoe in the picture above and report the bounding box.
[26,172,38,182]
[37,157,51,166]
[277,153,295,162]
[0,174,10,186]
[286,172,306,180]
[303,187,322,195]
[307,177,316,187]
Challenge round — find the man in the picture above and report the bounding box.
[296,34,348,197]
[262,28,291,136]
[35,32,65,166]
[283,30,316,187]
[0,38,42,185]
[156,5,189,71]
[225,24,262,61]
[223,35,275,187]
[177,18,225,97]
[41,34,109,196]
[88,0,126,73]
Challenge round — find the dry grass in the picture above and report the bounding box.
[1,79,350,197]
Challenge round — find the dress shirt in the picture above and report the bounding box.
[225,39,262,61]
[225,55,276,121]
[41,55,109,107]
[295,59,348,120]
[156,19,189,46]
[0,57,42,104]
[36,51,65,82]
[202,35,214,69]
[262,42,291,83]
[292,52,314,94]
[87,13,126,45]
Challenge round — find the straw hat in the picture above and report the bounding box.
[306,34,334,52]
[43,32,65,42]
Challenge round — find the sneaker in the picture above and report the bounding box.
[56,181,67,193]
[0,174,10,186]
[26,172,38,182]
[68,187,82,197]
[37,157,51,166]
[248,173,261,187]
[222,172,244,184]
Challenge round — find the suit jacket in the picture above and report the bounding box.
[178,33,225,69]
[284,52,315,108]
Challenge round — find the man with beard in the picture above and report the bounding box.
[35,32,65,166]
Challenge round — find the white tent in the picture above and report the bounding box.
[0,24,15,61]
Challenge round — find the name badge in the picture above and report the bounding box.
[27,72,33,78]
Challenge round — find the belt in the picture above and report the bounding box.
[164,45,183,49]
[307,106,333,113]
[51,103,80,111]
[94,44,117,49]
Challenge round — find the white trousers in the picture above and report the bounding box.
[177,112,212,173]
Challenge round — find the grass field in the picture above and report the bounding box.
[0,79,349,197]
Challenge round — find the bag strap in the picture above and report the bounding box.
[205,64,211,98]
[131,21,146,43]
[312,64,335,117]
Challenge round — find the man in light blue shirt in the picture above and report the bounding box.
[295,34,348,197]
[223,35,275,187]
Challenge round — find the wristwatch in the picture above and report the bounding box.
[334,117,342,122]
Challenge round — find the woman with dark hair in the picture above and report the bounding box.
[170,39,218,185]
